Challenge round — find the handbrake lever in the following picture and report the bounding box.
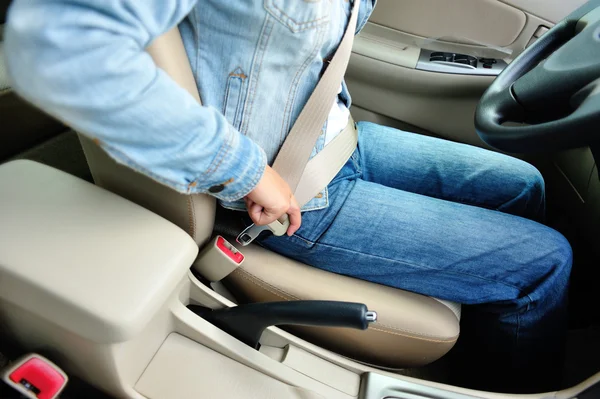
[189,301,377,349]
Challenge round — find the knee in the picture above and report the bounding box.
[526,228,573,314]
[495,159,546,220]
[542,228,573,275]
[516,162,545,199]
[518,226,573,307]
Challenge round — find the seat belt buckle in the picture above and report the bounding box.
[236,215,290,246]
[2,354,68,399]
[193,235,245,282]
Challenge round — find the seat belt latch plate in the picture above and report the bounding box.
[236,215,290,246]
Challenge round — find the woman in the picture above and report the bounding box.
[4,0,571,392]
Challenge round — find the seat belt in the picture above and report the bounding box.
[271,0,360,197]
[236,1,360,244]
[148,1,360,239]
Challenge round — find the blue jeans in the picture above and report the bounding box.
[262,122,572,393]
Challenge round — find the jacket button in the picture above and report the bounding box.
[209,184,225,194]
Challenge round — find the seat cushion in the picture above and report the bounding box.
[223,242,460,368]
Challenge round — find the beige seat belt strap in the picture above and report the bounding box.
[271,1,360,197]
[293,118,357,207]
[147,29,202,105]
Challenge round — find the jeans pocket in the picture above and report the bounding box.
[350,148,361,174]
[223,68,247,130]
[264,0,332,33]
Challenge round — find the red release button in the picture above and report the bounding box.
[216,236,244,264]
[9,357,66,399]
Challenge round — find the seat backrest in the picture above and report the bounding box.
[79,28,215,246]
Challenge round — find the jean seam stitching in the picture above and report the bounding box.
[300,191,329,212]
[240,17,273,135]
[294,178,357,244]
[279,23,327,143]
[265,0,330,32]
[289,234,315,246]
[234,148,267,200]
[92,140,185,189]
[233,74,247,129]
[196,123,234,185]
[222,75,234,115]
[303,240,528,295]
[494,179,539,214]
[192,8,201,90]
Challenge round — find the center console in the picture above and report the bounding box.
[0,160,598,399]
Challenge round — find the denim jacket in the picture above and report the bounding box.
[4,0,375,211]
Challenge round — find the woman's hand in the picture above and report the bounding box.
[245,165,301,236]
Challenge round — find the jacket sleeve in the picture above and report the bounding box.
[4,0,267,201]
[356,0,377,34]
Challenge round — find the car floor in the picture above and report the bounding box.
[1,130,599,395]
[563,327,600,387]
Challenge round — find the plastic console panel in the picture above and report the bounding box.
[361,372,480,399]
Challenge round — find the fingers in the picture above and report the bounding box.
[248,202,283,226]
[244,193,302,237]
[247,201,264,225]
[286,196,302,236]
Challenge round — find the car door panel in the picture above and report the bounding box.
[368,0,527,48]
[347,0,594,231]
[347,0,583,145]
[348,52,495,147]
[502,0,588,23]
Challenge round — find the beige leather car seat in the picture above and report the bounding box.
[78,28,461,368]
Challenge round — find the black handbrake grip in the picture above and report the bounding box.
[188,301,377,349]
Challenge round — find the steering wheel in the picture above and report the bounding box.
[475,0,600,154]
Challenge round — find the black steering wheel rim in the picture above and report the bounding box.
[475,0,600,153]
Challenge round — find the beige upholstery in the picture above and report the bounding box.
[78,27,461,368]
[224,244,459,368]
[79,137,215,246]
[369,0,527,47]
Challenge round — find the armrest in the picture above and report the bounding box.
[0,160,198,343]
